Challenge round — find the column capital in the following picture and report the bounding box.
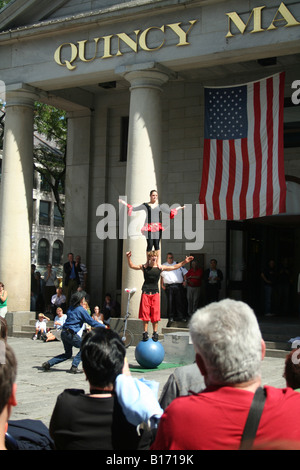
[116,62,177,91]
[5,83,39,108]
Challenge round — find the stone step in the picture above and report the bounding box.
[265,348,290,359]
[29,320,55,328]
[259,321,300,337]
[161,327,188,335]
[11,331,35,339]
[265,340,290,351]
[21,325,38,333]
[262,333,293,342]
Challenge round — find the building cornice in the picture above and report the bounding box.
[0,0,226,43]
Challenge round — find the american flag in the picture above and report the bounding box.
[199,72,286,220]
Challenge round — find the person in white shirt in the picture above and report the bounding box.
[43,263,58,313]
[51,287,66,315]
[161,252,188,325]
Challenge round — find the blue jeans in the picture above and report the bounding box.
[48,330,82,368]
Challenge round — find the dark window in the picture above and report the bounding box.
[52,240,63,266]
[32,199,36,224]
[39,201,51,225]
[40,174,51,192]
[284,99,300,148]
[284,122,300,148]
[54,204,64,227]
[37,238,49,265]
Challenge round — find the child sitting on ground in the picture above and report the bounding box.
[32,313,50,340]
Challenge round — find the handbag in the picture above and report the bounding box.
[239,386,266,450]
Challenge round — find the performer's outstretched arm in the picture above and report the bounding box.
[161,255,193,272]
[119,198,146,216]
[126,251,143,271]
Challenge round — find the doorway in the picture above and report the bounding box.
[227,216,300,318]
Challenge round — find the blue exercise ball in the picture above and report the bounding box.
[135,339,165,369]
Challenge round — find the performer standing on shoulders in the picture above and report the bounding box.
[126,251,193,342]
[119,190,185,255]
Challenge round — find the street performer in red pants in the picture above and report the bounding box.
[126,251,193,342]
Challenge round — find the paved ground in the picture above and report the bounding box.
[7,336,287,429]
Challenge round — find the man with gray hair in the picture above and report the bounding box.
[151,299,300,450]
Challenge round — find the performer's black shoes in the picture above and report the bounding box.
[41,362,50,371]
[142,332,149,341]
[68,365,82,374]
[152,332,159,342]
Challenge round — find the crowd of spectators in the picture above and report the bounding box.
[2,297,300,450]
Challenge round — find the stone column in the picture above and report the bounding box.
[117,63,172,317]
[63,110,92,264]
[0,85,38,311]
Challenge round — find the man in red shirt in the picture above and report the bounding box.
[184,260,203,318]
[151,299,300,450]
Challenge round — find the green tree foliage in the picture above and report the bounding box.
[0,101,67,218]
[0,0,11,10]
[33,103,67,218]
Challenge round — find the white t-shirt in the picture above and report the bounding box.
[35,319,48,331]
[161,262,187,284]
[208,269,218,284]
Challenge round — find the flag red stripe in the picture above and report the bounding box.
[212,140,223,219]
[199,139,211,219]
[226,140,236,220]
[266,77,274,216]
[252,81,262,219]
[239,138,249,220]
[278,72,286,213]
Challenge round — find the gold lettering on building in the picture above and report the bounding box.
[226,1,300,37]
[53,3,300,69]
[116,31,140,56]
[267,2,300,30]
[54,21,197,70]
[78,38,101,62]
[54,42,78,70]
[139,26,165,51]
[167,20,198,45]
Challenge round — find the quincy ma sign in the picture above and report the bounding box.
[53,2,300,71]
[54,21,197,70]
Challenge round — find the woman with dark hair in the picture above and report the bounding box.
[41,290,107,374]
[119,190,185,253]
[49,328,151,450]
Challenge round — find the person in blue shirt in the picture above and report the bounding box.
[41,290,106,374]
